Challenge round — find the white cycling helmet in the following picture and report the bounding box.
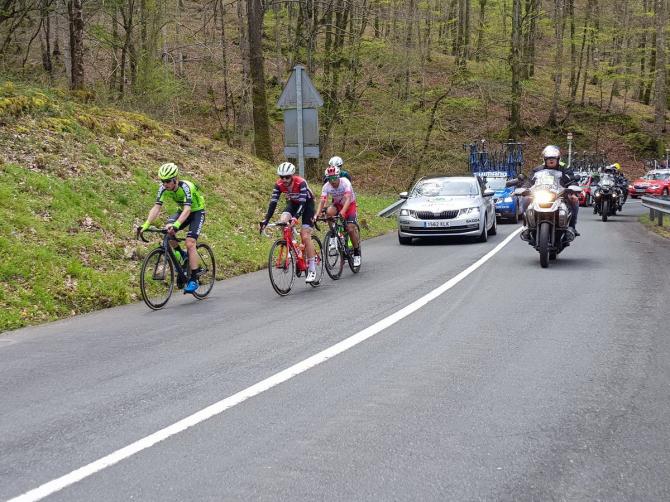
[542,145,561,160]
[277,162,296,176]
[328,156,344,168]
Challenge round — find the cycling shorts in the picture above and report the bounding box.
[283,200,315,228]
[331,202,358,224]
[167,210,206,239]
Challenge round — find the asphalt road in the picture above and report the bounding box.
[2,199,669,501]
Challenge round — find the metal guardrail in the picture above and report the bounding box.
[378,199,405,218]
[641,195,670,226]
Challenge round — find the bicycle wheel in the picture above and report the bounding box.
[309,235,324,287]
[346,223,361,274]
[193,243,216,299]
[268,239,295,296]
[140,248,174,310]
[323,230,344,280]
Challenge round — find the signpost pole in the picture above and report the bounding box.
[567,132,573,168]
[296,66,305,177]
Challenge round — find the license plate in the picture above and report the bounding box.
[424,220,450,228]
[636,188,645,192]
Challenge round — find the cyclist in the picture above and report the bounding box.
[139,162,205,294]
[260,162,319,283]
[322,155,352,183]
[315,164,361,267]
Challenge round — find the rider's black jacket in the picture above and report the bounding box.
[507,165,578,189]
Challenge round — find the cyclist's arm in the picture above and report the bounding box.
[171,205,191,230]
[263,185,281,223]
[339,193,352,217]
[142,203,162,230]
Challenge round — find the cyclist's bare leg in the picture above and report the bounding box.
[300,226,315,259]
[346,222,360,249]
[185,237,197,271]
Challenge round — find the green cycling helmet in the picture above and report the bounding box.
[158,162,179,180]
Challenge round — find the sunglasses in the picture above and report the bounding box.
[328,176,339,182]
[280,175,293,181]
[161,177,177,184]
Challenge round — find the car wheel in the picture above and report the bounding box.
[488,213,497,235]
[398,232,412,245]
[477,217,488,243]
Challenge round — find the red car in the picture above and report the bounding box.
[629,170,670,198]
[577,175,595,206]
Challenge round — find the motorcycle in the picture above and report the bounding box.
[592,174,620,222]
[514,171,582,269]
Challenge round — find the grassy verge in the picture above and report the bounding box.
[639,214,670,239]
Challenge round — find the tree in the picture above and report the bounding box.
[246,0,273,162]
[548,0,565,126]
[67,0,85,90]
[510,0,523,137]
[653,0,666,140]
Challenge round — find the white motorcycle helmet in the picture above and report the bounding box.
[541,145,561,160]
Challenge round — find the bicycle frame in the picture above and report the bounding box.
[272,223,307,272]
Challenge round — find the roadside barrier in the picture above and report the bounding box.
[641,195,670,227]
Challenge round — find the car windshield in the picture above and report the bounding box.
[485,177,507,190]
[412,179,479,197]
[651,172,670,180]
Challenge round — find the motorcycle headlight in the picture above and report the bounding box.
[535,190,556,205]
[504,196,513,203]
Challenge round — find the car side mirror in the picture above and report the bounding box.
[399,191,408,199]
[483,189,495,197]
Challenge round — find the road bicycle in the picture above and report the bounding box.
[263,220,324,296]
[138,227,215,309]
[318,215,361,280]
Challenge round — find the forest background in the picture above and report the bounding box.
[2,0,669,185]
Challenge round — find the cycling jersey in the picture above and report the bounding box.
[265,176,314,221]
[155,180,205,212]
[321,177,357,220]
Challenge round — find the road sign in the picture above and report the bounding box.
[277,65,323,176]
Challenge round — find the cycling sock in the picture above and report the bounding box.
[308,257,316,272]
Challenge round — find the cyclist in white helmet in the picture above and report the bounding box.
[260,162,319,283]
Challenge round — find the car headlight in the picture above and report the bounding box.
[504,196,513,203]
[399,209,410,216]
[650,185,660,189]
[459,207,480,216]
[628,185,633,189]
[535,190,556,204]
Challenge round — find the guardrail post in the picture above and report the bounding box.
[650,208,655,220]
[659,210,664,226]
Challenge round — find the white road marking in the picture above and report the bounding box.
[7,227,522,502]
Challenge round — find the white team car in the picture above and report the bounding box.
[397,175,497,244]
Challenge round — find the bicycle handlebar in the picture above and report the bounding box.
[136,226,185,243]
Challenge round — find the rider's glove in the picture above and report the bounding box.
[259,220,268,234]
[171,221,181,230]
[291,217,299,226]
[140,221,151,232]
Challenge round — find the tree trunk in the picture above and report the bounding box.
[246,0,273,162]
[67,0,84,90]
[510,0,522,137]
[548,0,565,126]
[40,0,53,74]
[567,0,576,99]
[475,0,486,61]
[653,0,666,140]
[637,0,649,101]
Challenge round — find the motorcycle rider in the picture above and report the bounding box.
[514,145,581,240]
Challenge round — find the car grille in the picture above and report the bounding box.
[401,224,479,234]
[415,210,459,220]
[634,185,648,189]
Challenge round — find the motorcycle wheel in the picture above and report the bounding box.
[549,250,557,260]
[602,199,609,222]
[539,222,550,269]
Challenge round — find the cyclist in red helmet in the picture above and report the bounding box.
[315,163,361,267]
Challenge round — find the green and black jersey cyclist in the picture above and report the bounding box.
[139,162,206,294]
